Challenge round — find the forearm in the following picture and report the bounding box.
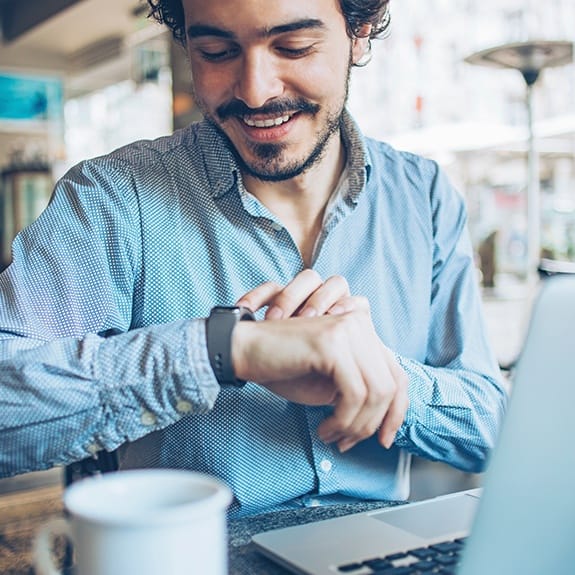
[0,320,219,477]
[394,354,508,473]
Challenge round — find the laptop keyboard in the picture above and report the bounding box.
[337,537,467,575]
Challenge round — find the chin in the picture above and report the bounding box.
[240,157,312,182]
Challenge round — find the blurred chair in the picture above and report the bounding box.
[64,450,119,487]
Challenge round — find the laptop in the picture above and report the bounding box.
[253,276,575,575]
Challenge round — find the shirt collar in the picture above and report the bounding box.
[191,119,241,199]
[340,109,371,205]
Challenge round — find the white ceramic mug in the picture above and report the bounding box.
[34,469,233,575]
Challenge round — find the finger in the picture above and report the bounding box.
[323,320,395,452]
[316,347,367,446]
[264,269,323,319]
[296,275,350,317]
[378,357,410,448]
[235,281,282,312]
[336,367,395,453]
[327,294,368,316]
[377,389,409,449]
[317,355,386,451]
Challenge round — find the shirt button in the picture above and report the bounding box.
[270,222,283,232]
[176,400,193,414]
[87,442,101,455]
[320,459,333,473]
[141,410,157,426]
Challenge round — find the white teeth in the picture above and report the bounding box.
[243,114,291,128]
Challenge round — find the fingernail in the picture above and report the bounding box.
[320,430,341,444]
[299,307,317,318]
[338,440,355,453]
[383,432,396,449]
[328,304,345,315]
[266,306,283,320]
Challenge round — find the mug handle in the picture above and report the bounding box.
[33,517,71,575]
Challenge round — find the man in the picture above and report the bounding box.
[0,0,506,517]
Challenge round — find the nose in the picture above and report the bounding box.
[234,50,283,109]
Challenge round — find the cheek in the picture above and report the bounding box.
[190,63,232,107]
[290,58,348,100]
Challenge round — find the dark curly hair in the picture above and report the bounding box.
[146,0,391,52]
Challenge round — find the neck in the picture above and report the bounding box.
[242,134,346,266]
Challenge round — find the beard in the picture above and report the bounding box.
[192,55,353,182]
[221,102,343,182]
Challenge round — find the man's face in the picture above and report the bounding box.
[181,0,368,181]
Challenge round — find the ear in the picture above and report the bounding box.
[351,23,372,64]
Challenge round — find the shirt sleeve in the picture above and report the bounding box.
[393,164,508,474]
[0,160,219,478]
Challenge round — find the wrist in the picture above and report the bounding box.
[230,319,257,383]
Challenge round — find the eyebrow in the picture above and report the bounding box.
[187,18,326,41]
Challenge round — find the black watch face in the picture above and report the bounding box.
[211,306,254,320]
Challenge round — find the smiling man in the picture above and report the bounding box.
[0,0,507,518]
[180,0,373,266]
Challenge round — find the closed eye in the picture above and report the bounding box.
[198,47,241,62]
[277,45,316,58]
[190,40,241,62]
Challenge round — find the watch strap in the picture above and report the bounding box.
[206,306,255,387]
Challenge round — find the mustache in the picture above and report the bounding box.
[216,98,320,121]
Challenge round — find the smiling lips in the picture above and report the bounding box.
[242,114,292,128]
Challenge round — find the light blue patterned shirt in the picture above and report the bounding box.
[0,111,506,517]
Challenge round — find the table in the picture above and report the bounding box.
[0,483,402,574]
[228,500,404,575]
[0,484,65,574]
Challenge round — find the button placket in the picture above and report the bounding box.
[304,406,339,493]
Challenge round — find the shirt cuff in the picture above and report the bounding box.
[185,318,220,399]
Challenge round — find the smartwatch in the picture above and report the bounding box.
[206,306,256,387]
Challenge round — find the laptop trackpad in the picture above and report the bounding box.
[372,494,478,539]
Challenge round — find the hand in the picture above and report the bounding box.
[231,301,409,453]
[236,269,354,319]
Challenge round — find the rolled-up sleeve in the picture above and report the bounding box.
[0,319,219,477]
[393,164,508,473]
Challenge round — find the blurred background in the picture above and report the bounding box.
[1,0,574,282]
[0,0,573,496]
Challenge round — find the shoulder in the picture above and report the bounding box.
[365,137,463,204]
[85,121,206,170]
[67,120,234,196]
[364,137,440,185]
[59,120,228,194]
